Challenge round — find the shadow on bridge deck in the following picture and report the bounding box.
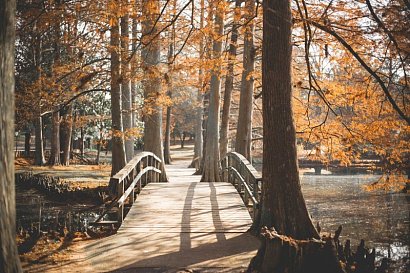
[37,145,259,273]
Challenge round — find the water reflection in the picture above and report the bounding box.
[15,185,102,234]
[301,173,409,270]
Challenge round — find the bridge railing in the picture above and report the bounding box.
[112,151,162,222]
[92,152,162,226]
[221,152,262,220]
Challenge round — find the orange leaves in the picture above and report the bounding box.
[142,91,171,117]
[363,173,408,192]
[112,127,142,140]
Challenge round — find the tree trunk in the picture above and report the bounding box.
[47,108,61,165]
[220,0,241,160]
[34,115,45,165]
[60,105,73,166]
[24,128,31,156]
[248,228,345,273]
[80,126,85,157]
[0,0,23,270]
[141,0,167,181]
[180,132,186,148]
[259,0,318,240]
[70,112,76,160]
[190,0,205,170]
[235,0,255,162]
[121,10,134,162]
[164,105,172,164]
[96,130,103,165]
[131,12,138,131]
[201,2,225,182]
[48,0,62,166]
[109,8,127,178]
[199,0,214,174]
[247,1,331,271]
[33,21,45,166]
[164,19,175,165]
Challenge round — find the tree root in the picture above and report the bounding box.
[248,226,389,273]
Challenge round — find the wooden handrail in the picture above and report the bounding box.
[221,152,262,221]
[93,151,162,226]
[228,167,259,206]
[117,166,161,206]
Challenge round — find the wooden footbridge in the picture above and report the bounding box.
[49,147,261,273]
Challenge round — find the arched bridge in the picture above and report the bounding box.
[64,147,261,272]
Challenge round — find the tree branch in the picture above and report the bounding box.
[41,88,110,117]
[309,20,410,125]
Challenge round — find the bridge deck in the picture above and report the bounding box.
[63,158,259,273]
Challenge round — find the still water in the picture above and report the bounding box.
[301,173,409,271]
[15,185,102,234]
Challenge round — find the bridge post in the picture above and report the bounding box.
[129,165,135,205]
[225,155,232,183]
[155,158,160,182]
[314,166,322,175]
[239,162,244,193]
[143,157,148,185]
[221,157,227,182]
[147,156,152,182]
[117,179,124,222]
[136,162,142,192]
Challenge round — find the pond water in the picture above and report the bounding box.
[300,173,409,271]
[15,185,103,234]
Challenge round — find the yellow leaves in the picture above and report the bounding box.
[142,90,171,117]
[109,17,117,27]
[107,1,118,12]
[363,173,408,192]
[123,127,142,140]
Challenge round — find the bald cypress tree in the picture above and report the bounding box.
[0,0,23,271]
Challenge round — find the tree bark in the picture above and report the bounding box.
[199,0,214,173]
[34,115,45,165]
[248,228,345,273]
[47,108,61,165]
[164,105,172,164]
[235,0,255,162]
[164,17,175,165]
[96,129,103,165]
[24,127,31,156]
[191,0,205,170]
[109,8,127,178]
[48,0,62,166]
[131,13,138,130]
[80,126,85,157]
[70,111,76,160]
[60,105,73,166]
[121,9,134,162]
[141,0,167,181]
[201,1,225,182]
[33,20,45,166]
[0,0,23,270]
[259,0,319,239]
[220,0,241,160]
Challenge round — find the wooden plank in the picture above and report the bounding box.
[119,180,253,234]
